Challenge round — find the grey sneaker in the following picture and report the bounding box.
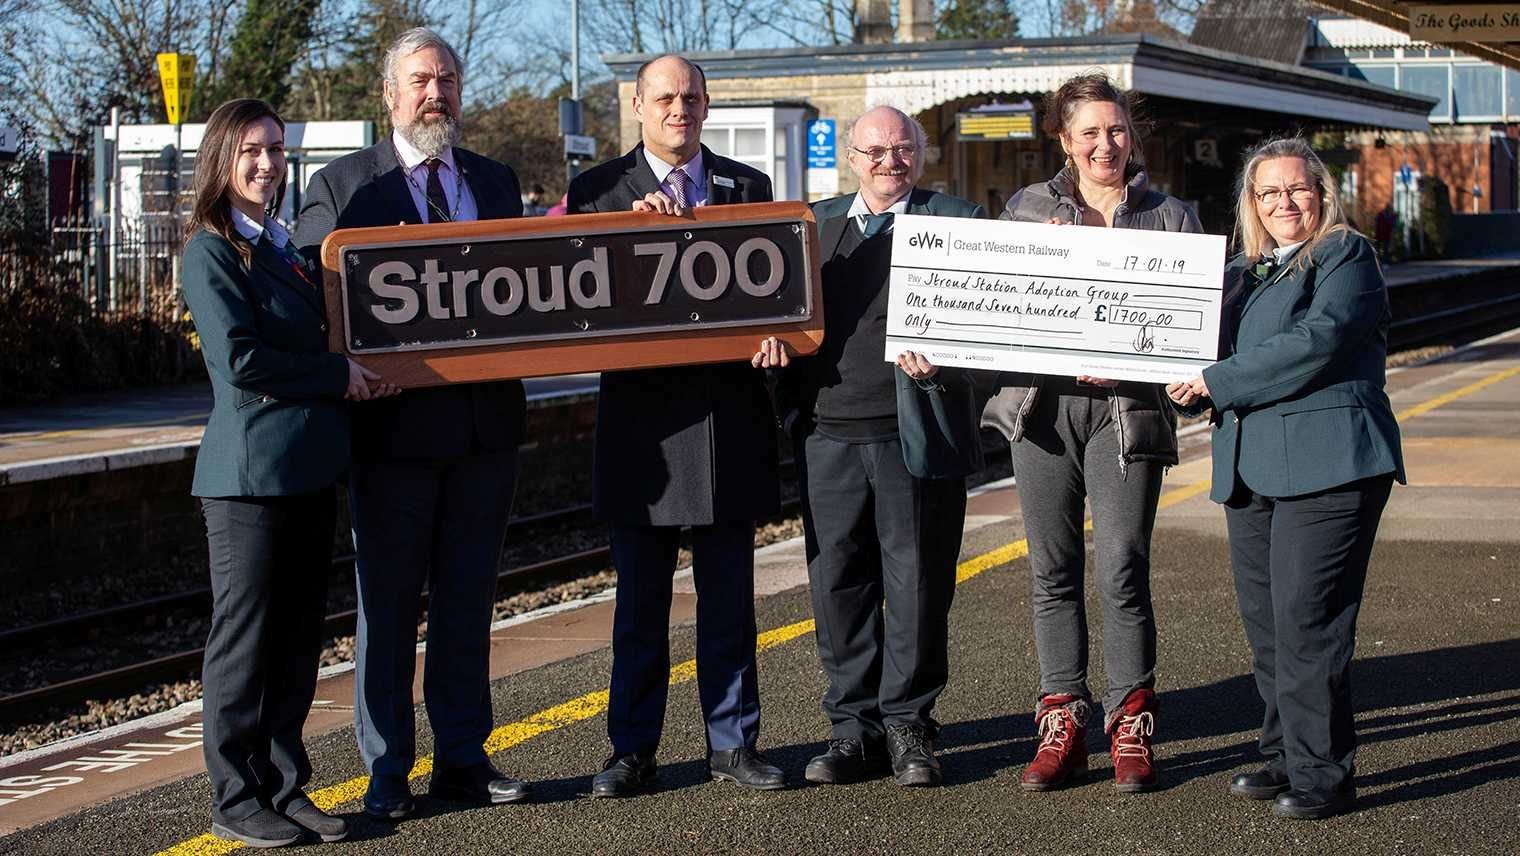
[211,807,303,849]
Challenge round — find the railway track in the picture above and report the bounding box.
[0,469,806,721]
[3,281,1517,724]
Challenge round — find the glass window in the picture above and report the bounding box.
[734,127,767,159]
[1453,65,1503,119]
[1509,68,1520,119]
[1349,64,1397,88]
[1400,64,1450,119]
[705,130,733,158]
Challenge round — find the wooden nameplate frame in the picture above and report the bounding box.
[320,201,824,386]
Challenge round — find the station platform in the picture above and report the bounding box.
[1,330,1518,854]
[3,251,1518,489]
[0,375,600,486]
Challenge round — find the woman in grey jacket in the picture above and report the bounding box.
[981,73,1201,794]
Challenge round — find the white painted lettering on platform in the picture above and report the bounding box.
[0,722,204,810]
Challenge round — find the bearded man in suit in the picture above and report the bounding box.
[566,54,785,798]
[293,27,530,820]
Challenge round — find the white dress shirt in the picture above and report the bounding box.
[230,206,292,248]
[391,129,479,223]
[847,193,911,234]
[643,147,708,207]
[1272,240,1306,265]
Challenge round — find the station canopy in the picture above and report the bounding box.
[607,34,1437,132]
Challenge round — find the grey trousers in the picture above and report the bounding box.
[1010,384,1163,723]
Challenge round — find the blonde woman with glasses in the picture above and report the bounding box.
[1167,137,1404,820]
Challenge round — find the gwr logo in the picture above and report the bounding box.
[907,231,945,250]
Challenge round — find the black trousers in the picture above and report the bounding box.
[798,432,966,740]
[200,489,335,823]
[1224,474,1394,793]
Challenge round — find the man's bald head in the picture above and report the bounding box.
[633,54,710,165]
[846,106,927,212]
[635,54,708,97]
[846,106,928,152]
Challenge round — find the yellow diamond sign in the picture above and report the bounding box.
[156,52,196,125]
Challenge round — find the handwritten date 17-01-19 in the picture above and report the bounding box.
[1121,255,1186,274]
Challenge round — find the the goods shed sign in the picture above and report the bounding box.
[320,202,824,386]
[1409,5,1520,42]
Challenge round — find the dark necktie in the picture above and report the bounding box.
[424,158,451,223]
[860,212,893,238]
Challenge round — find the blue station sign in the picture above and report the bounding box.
[807,119,836,169]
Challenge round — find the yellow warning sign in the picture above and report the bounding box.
[156,53,196,125]
[957,111,1036,141]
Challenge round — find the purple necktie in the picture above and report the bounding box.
[668,167,694,208]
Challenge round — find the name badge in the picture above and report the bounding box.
[713,175,735,188]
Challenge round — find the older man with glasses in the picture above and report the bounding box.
[755,105,984,787]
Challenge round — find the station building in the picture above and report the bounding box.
[605,25,1433,233]
[1190,1,1520,223]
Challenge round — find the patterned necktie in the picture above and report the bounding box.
[424,158,451,222]
[270,235,315,287]
[667,167,693,208]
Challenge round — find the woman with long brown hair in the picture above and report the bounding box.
[181,98,394,847]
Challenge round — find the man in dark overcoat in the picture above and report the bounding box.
[566,53,785,797]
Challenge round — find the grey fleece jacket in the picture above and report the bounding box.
[980,166,1203,470]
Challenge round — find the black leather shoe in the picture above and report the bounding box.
[591,753,657,798]
[1273,786,1356,820]
[282,802,348,843]
[708,747,786,790]
[362,774,416,821]
[429,761,532,805]
[886,723,942,787]
[211,807,303,848]
[804,737,887,785]
[1230,766,1291,800]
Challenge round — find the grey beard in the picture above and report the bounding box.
[399,113,461,158]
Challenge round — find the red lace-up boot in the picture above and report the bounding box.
[1020,693,1090,791]
[1108,688,1159,793]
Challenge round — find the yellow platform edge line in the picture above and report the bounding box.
[1394,364,1520,423]
[154,360,1520,856]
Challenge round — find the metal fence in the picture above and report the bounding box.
[2,213,187,326]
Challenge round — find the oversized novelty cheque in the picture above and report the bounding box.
[884,215,1227,383]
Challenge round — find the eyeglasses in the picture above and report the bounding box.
[850,145,918,163]
[1253,185,1318,206]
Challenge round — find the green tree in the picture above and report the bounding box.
[936,0,1020,41]
[284,0,425,123]
[200,0,322,116]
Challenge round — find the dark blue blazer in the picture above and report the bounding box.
[1202,232,1405,501]
[182,229,350,497]
[293,141,527,460]
[567,144,779,525]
